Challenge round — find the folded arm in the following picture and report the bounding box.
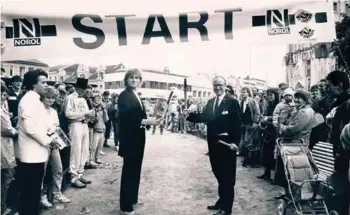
[65,96,86,120]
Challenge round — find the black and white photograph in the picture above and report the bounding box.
[1,0,350,215]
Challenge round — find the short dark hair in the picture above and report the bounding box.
[11,75,23,83]
[22,69,48,90]
[319,79,326,83]
[310,85,319,91]
[54,82,65,89]
[103,91,110,96]
[326,70,350,90]
[278,83,287,89]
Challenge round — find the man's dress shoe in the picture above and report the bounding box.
[207,205,221,210]
[213,209,231,215]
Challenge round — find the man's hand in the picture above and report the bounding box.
[229,143,238,151]
[85,109,95,117]
[141,118,158,126]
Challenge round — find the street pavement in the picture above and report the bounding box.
[43,131,280,215]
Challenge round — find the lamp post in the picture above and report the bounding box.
[164,67,169,91]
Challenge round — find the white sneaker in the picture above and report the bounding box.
[115,146,119,151]
[100,151,106,155]
[53,194,71,203]
[41,195,53,208]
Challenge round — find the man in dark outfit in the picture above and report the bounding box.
[185,76,242,215]
[7,75,24,126]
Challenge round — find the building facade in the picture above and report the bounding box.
[1,59,49,78]
[49,63,110,90]
[285,43,336,89]
[284,0,350,90]
[104,68,213,99]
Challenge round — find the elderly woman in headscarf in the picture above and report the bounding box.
[274,88,316,199]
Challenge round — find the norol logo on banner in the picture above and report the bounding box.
[5,18,57,46]
[252,9,327,37]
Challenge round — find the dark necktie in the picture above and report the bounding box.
[213,97,219,114]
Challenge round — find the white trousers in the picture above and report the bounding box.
[69,122,89,182]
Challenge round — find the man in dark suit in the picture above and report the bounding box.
[118,69,156,215]
[186,76,242,215]
[7,75,24,126]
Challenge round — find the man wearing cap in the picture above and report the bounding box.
[65,78,95,188]
[185,76,242,215]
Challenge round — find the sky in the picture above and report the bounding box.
[1,0,325,87]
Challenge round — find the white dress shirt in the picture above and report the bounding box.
[242,99,248,113]
[132,90,143,109]
[213,93,226,112]
[17,91,52,163]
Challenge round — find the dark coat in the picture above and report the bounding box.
[7,87,25,126]
[187,95,242,144]
[187,94,242,185]
[118,88,147,157]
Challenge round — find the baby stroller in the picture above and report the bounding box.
[275,138,339,215]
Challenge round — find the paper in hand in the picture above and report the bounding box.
[52,128,72,150]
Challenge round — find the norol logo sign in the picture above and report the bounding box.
[5,18,57,46]
[252,9,328,36]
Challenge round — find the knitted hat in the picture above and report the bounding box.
[283,88,295,97]
[341,123,350,151]
[294,89,311,102]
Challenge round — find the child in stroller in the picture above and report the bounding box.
[275,138,339,215]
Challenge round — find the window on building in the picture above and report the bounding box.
[99,72,104,80]
[198,91,202,97]
[142,82,146,88]
[10,66,13,76]
[306,60,311,77]
[208,92,211,97]
[28,67,34,71]
[54,76,57,81]
[108,82,112,89]
[203,92,207,97]
[160,82,166,89]
[60,76,64,82]
[19,67,25,77]
[333,2,338,13]
[193,90,197,97]
[49,76,52,81]
[100,85,103,89]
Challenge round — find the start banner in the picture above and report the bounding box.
[1,0,336,60]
